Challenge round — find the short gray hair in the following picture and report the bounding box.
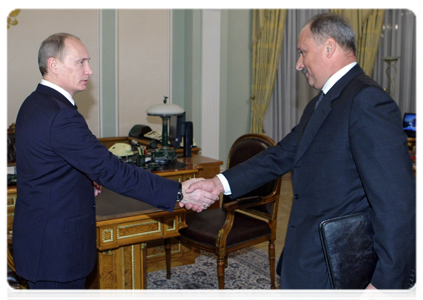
[38,33,80,76]
[309,13,357,56]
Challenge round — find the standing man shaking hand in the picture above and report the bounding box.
[13,33,218,289]
[186,13,415,289]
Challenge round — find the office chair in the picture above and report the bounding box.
[171,134,282,289]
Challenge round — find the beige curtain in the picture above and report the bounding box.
[331,9,385,76]
[250,9,287,134]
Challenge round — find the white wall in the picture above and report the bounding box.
[117,10,171,136]
[7,9,100,134]
[7,9,171,138]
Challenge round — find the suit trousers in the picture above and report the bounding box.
[28,278,86,300]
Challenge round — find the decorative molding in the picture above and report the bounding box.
[166,219,176,232]
[102,228,114,243]
[117,220,161,240]
[131,245,135,289]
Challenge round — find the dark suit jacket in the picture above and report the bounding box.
[13,84,179,283]
[223,65,415,289]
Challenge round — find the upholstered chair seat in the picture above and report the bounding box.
[181,208,272,247]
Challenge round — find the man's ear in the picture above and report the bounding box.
[325,38,336,58]
[47,57,59,74]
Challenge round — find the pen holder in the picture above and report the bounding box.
[137,148,145,167]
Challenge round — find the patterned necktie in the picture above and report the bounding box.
[314,91,324,110]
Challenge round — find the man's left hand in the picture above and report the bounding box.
[93,181,102,196]
[358,283,401,300]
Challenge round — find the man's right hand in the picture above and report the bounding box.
[185,176,224,197]
[179,178,220,212]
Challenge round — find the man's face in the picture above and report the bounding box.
[296,26,328,90]
[55,38,93,96]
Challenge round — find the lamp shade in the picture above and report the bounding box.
[146,103,185,117]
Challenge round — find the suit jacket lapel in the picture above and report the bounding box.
[293,64,364,165]
[294,93,332,164]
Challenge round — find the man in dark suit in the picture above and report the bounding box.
[13,33,218,289]
[186,13,415,289]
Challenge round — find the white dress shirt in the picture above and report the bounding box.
[40,79,76,106]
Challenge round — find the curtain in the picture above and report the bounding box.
[372,10,416,114]
[250,9,287,134]
[332,9,385,76]
[330,9,372,41]
[263,9,327,141]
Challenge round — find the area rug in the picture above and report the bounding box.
[147,247,281,289]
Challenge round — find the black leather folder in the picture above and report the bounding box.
[319,210,378,289]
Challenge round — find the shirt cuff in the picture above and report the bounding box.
[216,173,232,195]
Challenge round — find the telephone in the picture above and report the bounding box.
[128,124,152,139]
[109,143,134,157]
[144,130,162,142]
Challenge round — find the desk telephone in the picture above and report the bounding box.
[144,130,162,142]
[128,124,162,142]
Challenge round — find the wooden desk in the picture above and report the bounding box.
[87,153,222,289]
[99,136,200,155]
[90,188,188,289]
[7,136,223,289]
[7,186,17,244]
[7,155,222,289]
[87,154,222,300]
[98,136,222,186]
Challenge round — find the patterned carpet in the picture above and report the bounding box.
[147,247,281,289]
[147,247,281,300]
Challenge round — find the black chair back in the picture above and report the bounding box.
[222,134,277,216]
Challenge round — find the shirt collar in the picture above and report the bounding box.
[40,79,76,106]
[321,62,357,95]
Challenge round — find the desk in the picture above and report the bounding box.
[91,188,188,289]
[7,136,223,289]
[87,152,222,289]
[98,136,222,187]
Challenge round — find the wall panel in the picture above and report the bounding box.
[117,10,171,136]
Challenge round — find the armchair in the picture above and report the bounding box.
[171,134,282,289]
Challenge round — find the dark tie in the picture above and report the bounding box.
[315,91,324,110]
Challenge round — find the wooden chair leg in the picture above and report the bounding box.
[165,238,171,279]
[269,241,275,289]
[224,255,228,268]
[217,257,225,289]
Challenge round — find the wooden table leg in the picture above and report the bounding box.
[164,238,171,279]
[140,243,147,289]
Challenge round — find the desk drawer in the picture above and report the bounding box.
[97,212,186,250]
[7,194,16,208]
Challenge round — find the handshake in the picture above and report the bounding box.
[179,177,225,212]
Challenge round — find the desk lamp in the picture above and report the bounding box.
[146,96,185,164]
